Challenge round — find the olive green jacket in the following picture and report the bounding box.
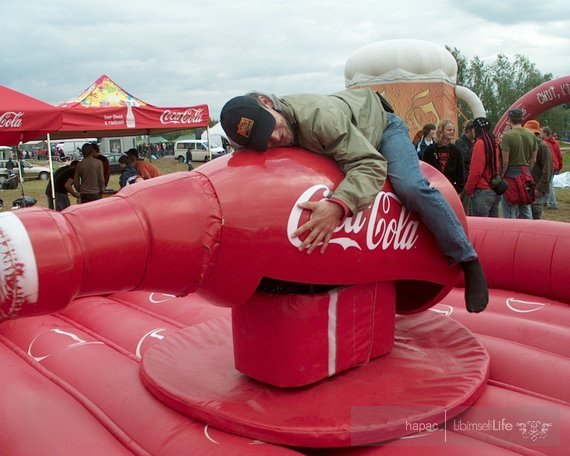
[279,88,388,215]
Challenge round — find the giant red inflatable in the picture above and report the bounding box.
[0,150,569,454]
[494,75,570,138]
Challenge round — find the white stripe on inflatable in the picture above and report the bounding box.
[327,289,339,377]
[0,212,39,310]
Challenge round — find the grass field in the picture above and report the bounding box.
[1,150,569,223]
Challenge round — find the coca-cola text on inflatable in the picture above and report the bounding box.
[494,75,570,138]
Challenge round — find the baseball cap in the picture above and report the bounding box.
[220,96,276,151]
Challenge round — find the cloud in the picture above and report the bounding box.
[2,0,569,120]
[452,1,569,25]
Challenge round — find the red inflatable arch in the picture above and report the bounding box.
[494,75,570,138]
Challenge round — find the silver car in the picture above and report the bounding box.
[0,160,51,181]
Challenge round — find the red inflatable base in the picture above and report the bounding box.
[141,312,489,448]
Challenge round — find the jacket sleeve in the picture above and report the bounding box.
[73,167,81,192]
[421,144,437,169]
[465,140,485,196]
[554,142,563,173]
[308,109,388,215]
[97,161,105,192]
[536,143,553,194]
[453,145,465,193]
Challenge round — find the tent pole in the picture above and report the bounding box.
[206,126,212,161]
[15,140,28,207]
[47,133,56,209]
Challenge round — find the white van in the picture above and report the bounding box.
[174,140,225,163]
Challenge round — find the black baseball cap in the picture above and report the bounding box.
[220,95,276,151]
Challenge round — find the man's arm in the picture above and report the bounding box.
[293,110,386,253]
[529,147,537,171]
[64,178,79,198]
[536,144,553,195]
[73,167,81,193]
[97,162,105,192]
[307,109,388,215]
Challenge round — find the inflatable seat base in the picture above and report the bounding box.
[141,312,490,448]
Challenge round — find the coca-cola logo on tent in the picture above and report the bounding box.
[0,112,24,129]
[160,108,207,125]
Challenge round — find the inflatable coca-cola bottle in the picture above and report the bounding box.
[0,148,464,322]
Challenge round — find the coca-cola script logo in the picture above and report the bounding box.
[160,108,206,125]
[287,185,419,251]
[0,111,24,129]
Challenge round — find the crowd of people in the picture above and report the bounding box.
[45,143,161,211]
[415,110,564,220]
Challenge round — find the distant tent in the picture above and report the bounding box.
[201,122,228,147]
[52,75,210,140]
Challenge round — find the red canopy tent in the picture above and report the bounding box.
[0,85,63,146]
[51,75,209,140]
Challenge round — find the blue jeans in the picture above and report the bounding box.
[546,176,558,208]
[501,197,532,219]
[379,113,477,264]
[532,193,547,219]
[471,188,500,217]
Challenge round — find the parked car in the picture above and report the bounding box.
[0,160,51,182]
[173,140,225,163]
[102,153,126,174]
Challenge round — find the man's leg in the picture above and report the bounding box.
[547,176,558,209]
[518,204,532,219]
[379,113,487,312]
[501,197,518,218]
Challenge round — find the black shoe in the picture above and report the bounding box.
[461,259,489,313]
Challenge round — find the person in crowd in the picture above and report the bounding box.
[186,147,194,171]
[414,123,436,159]
[118,155,141,187]
[464,118,502,218]
[500,109,537,219]
[45,160,80,211]
[74,143,105,204]
[93,145,111,187]
[220,89,488,313]
[455,119,476,214]
[126,148,161,180]
[541,126,563,210]
[525,120,552,220]
[6,157,15,177]
[421,119,465,194]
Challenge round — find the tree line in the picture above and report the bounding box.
[448,46,569,137]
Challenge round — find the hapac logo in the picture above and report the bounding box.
[517,420,552,441]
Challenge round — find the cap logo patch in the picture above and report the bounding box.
[237,117,254,138]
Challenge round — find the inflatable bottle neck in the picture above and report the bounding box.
[1,172,220,319]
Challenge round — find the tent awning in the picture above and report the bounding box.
[0,85,63,146]
[52,75,209,140]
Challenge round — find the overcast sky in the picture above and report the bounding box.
[2,0,569,120]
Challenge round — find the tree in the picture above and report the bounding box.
[447,47,569,135]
